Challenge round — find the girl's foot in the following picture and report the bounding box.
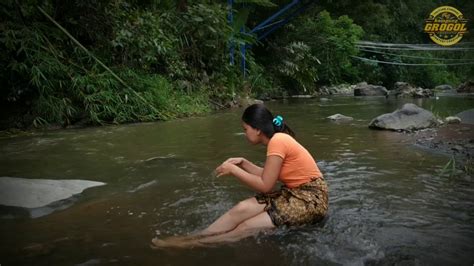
[150,237,203,249]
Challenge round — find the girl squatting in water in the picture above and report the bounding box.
[151,104,328,248]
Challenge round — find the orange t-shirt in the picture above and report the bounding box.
[267,133,322,188]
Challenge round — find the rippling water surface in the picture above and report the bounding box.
[0,96,473,265]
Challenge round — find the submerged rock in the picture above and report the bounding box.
[327,114,354,122]
[0,177,105,209]
[127,180,158,193]
[369,103,438,131]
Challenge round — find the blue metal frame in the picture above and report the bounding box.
[256,1,315,41]
[227,0,235,65]
[240,2,247,78]
[229,0,316,77]
[250,0,300,34]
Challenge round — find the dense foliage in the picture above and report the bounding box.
[271,11,363,93]
[1,0,472,129]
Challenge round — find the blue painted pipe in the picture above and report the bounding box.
[257,1,314,41]
[228,0,235,65]
[250,0,300,33]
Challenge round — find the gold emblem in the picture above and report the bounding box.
[424,6,468,46]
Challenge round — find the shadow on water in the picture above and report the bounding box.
[0,96,473,265]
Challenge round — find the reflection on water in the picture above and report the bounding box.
[0,96,473,265]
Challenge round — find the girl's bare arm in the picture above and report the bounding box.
[240,159,264,176]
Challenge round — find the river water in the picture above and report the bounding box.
[0,96,473,265]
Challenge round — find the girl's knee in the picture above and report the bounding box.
[231,200,249,214]
[231,198,255,215]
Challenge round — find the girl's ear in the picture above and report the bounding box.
[256,129,261,135]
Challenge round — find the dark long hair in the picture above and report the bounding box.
[242,104,295,138]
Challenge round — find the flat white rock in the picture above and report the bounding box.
[0,177,105,208]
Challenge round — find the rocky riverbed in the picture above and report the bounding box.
[412,124,474,173]
[361,101,473,173]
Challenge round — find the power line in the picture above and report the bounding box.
[359,48,474,61]
[351,56,474,66]
[357,41,474,47]
[356,45,474,51]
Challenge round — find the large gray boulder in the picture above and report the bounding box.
[0,177,105,208]
[369,103,438,131]
[455,109,474,124]
[354,82,388,96]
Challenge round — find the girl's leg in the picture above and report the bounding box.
[201,197,266,235]
[152,212,274,248]
[199,212,274,244]
[151,197,266,246]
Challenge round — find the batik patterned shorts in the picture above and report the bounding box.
[255,178,328,226]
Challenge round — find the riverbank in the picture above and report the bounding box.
[412,123,474,174]
[1,79,471,132]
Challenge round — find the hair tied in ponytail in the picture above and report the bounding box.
[273,115,283,127]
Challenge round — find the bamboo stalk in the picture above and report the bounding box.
[36,6,166,118]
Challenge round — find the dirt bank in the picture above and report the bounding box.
[412,123,474,172]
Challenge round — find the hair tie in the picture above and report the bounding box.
[273,115,283,127]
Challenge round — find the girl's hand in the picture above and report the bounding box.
[215,162,236,177]
[223,157,245,165]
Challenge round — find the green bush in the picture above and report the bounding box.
[298,11,363,84]
[277,41,320,93]
[110,7,180,74]
[265,10,363,92]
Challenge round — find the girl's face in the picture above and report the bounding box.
[242,122,260,144]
